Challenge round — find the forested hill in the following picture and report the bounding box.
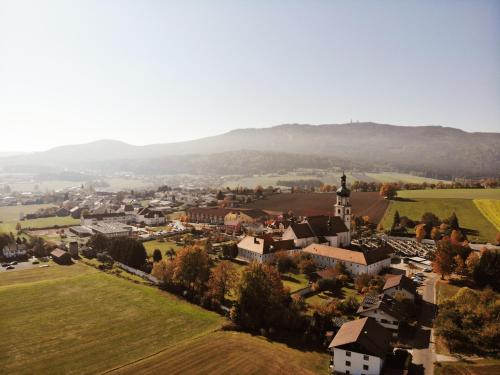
[1,123,498,177]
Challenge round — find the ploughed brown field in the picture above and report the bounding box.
[244,192,389,223]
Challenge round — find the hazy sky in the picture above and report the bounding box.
[1,0,499,152]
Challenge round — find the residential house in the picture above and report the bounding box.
[237,235,294,263]
[135,207,166,226]
[2,243,28,259]
[357,294,403,337]
[383,275,417,302]
[329,317,391,375]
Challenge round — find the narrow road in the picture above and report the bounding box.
[410,273,437,375]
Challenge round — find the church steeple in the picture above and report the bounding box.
[334,173,352,244]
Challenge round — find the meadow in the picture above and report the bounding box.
[113,331,329,375]
[0,263,222,375]
[0,262,329,375]
[0,204,80,235]
[381,198,498,243]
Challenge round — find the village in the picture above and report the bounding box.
[3,173,498,375]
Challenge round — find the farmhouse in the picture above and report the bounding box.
[329,317,391,375]
[303,243,391,275]
[357,294,403,336]
[187,207,229,225]
[51,248,73,265]
[383,274,417,301]
[237,235,294,263]
[2,243,28,259]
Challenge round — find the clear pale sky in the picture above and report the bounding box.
[1,0,499,152]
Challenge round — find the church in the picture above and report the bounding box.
[282,173,352,248]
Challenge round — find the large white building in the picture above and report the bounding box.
[81,212,127,226]
[329,317,392,375]
[237,235,295,263]
[303,243,391,276]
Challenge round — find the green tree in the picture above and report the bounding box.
[152,248,163,262]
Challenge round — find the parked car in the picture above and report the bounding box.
[1,263,9,267]
[39,264,49,268]
[32,260,40,264]
[6,265,14,270]
[423,267,432,272]
[10,261,18,265]
[415,272,424,278]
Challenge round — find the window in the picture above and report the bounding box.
[346,351,351,357]
[363,365,369,370]
[364,355,369,361]
[345,361,351,366]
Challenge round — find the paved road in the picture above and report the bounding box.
[411,273,437,375]
[0,261,40,273]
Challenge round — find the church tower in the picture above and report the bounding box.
[335,173,351,242]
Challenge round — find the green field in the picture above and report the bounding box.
[0,204,80,234]
[220,171,450,189]
[434,359,500,375]
[473,199,500,231]
[113,330,329,375]
[143,239,183,258]
[366,172,448,184]
[381,198,498,243]
[397,188,500,200]
[0,263,223,375]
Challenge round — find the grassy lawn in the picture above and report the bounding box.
[436,280,461,304]
[0,204,57,222]
[381,198,498,243]
[0,262,223,375]
[113,330,330,375]
[305,282,361,311]
[282,272,309,293]
[397,189,500,200]
[473,199,500,231]
[143,239,183,258]
[434,359,500,375]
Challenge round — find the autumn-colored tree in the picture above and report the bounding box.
[377,223,384,232]
[465,252,479,276]
[379,183,398,199]
[449,212,459,230]
[15,222,21,231]
[430,227,441,241]
[231,262,288,330]
[207,260,238,305]
[362,216,371,225]
[173,246,210,293]
[453,254,466,276]
[151,259,175,284]
[273,251,296,274]
[392,210,401,229]
[450,229,463,244]
[415,224,426,243]
[298,258,316,274]
[433,238,455,279]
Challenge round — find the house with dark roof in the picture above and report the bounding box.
[2,243,28,259]
[383,275,417,301]
[357,294,403,337]
[51,248,73,265]
[135,207,166,226]
[282,215,350,248]
[329,317,392,375]
[237,235,295,263]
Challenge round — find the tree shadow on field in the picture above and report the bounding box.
[393,197,416,202]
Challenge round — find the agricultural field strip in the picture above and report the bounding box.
[473,199,500,231]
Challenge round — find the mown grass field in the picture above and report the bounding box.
[113,330,329,375]
[366,172,448,184]
[473,199,500,231]
[381,198,498,243]
[0,263,223,375]
[397,188,500,200]
[282,272,309,293]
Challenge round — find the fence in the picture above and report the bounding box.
[115,262,160,285]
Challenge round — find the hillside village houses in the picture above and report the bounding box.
[382,274,418,301]
[356,294,403,337]
[2,243,27,259]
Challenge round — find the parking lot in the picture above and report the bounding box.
[0,261,43,273]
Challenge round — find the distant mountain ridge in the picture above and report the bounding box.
[1,123,499,177]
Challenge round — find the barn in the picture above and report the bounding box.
[51,248,73,265]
